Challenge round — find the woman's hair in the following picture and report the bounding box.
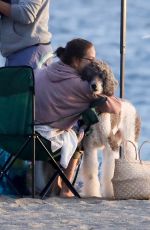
[55,38,93,65]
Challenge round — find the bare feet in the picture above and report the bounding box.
[49,176,62,196]
[58,157,79,198]
[60,189,74,198]
[50,176,74,197]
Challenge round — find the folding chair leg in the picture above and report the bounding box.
[0,170,21,196]
[37,137,80,198]
[40,171,58,199]
[6,174,22,196]
[52,163,80,198]
[0,138,31,176]
[32,135,36,198]
[0,137,31,196]
[0,155,14,177]
[72,159,82,186]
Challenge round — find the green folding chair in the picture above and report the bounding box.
[0,66,80,198]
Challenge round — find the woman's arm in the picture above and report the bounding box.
[93,96,122,115]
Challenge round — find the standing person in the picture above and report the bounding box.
[0,0,52,68]
[0,0,52,195]
[35,38,121,197]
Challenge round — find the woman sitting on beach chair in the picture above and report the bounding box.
[35,38,121,197]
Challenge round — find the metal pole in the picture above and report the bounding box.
[119,0,127,158]
[120,0,127,98]
[32,69,35,198]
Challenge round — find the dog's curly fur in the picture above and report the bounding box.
[80,60,141,198]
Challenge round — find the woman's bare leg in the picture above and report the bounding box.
[60,157,79,197]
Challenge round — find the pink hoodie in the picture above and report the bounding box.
[35,61,121,130]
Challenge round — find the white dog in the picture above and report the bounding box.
[80,60,141,198]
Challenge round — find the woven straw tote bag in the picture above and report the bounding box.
[112,140,150,200]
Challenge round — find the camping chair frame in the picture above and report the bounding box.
[0,66,80,198]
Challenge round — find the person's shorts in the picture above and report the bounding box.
[5,43,53,69]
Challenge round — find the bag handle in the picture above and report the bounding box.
[139,140,150,157]
[120,139,139,160]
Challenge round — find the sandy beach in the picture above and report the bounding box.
[0,196,149,230]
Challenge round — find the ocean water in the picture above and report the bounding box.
[0,0,150,159]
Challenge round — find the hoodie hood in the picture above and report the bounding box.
[45,61,80,82]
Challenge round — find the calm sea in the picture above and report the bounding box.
[0,0,150,159]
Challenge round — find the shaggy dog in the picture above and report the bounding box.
[80,60,141,198]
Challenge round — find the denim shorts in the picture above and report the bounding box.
[5,43,53,69]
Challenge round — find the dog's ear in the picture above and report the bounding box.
[102,72,118,96]
[81,64,97,82]
[99,70,107,80]
[114,79,119,90]
[96,61,118,96]
[80,67,89,81]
